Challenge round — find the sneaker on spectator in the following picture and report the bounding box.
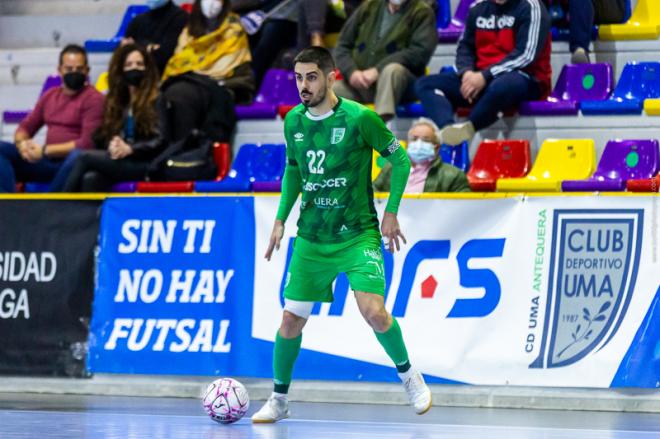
[440,121,475,146]
[571,48,590,64]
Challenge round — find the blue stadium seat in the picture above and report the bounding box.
[581,62,660,115]
[24,183,51,193]
[436,0,451,29]
[396,102,426,118]
[195,143,286,192]
[84,5,149,53]
[250,144,286,192]
[440,141,470,172]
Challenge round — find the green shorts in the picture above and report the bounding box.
[283,229,385,302]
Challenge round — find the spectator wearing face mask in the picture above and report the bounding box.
[374,118,470,193]
[333,0,436,121]
[123,0,189,74]
[161,0,255,143]
[63,44,165,192]
[0,44,104,193]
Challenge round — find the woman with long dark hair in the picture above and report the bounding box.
[63,43,164,191]
[161,0,254,143]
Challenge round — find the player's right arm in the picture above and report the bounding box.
[265,118,303,261]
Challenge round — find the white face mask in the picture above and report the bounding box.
[407,139,437,164]
[390,0,405,6]
[201,0,223,19]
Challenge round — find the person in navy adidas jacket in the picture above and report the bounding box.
[415,0,551,145]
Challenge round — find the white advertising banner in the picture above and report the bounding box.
[253,195,660,387]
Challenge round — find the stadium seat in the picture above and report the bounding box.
[519,63,613,116]
[467,139,532,192]
[236,69,298,119]
[195,143,281,192]
[436,0,451,30]
[84,5,149,53]
[111,182,137,193]
[438,0,471,42]
[643,98,660,115]
[372,141,407,181]
[23,182,51,193]
[95,72,109,94]
[250,143,286,192]
[181,3,193,13]
[396,102,426,118]
[2,74,61,124]
[580,62,660,115]
[496,139,596,192]
[440,141,470,172]
[599,0,660,40]
[552,26,599,42]
[562,139,660,191]
[112,143,230,193]
[136,181,194,193]
[626,174,660,192]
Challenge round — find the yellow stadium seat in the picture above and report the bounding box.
[599,0,660,40]
[323,33,340,48]
[496,139,596,192]
[644,99,660,115]
[372,140,406,181]
[95,71,109,94]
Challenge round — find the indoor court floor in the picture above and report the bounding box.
[0,393,659,438]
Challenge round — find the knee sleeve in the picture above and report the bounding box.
[283,299,315,319]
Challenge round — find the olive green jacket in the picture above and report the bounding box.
[374,157,472,193]
[334,0,437,78]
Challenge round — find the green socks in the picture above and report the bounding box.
[273,331,302,394]
[374,317,410,371]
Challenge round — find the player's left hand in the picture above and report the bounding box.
[381,212,407,253]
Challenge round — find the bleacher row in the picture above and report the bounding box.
[3,0,660,193]
[22,137,649,194]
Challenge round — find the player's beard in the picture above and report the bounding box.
[301,86,327,109]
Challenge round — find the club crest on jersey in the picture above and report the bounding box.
[331,128,346,144]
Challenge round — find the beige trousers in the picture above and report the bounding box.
[333,62,416,118]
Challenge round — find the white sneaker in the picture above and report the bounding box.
[399,370,432,415]
[251,395,290,423]
[440,121,475,146]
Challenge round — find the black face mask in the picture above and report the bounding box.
[63,71,86,91]
[123,69,145,87]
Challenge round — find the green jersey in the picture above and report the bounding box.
[281,98,401,243]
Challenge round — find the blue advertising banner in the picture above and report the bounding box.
[89,195,660,387]
[88,196,262,375]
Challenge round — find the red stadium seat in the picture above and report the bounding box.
[181,3,193,13]
[467,139,532,191]
[626,174,659,192]
[134,143,230,193]
[136,181,194,193]
[278,104,295,119]
[213,142,231,181]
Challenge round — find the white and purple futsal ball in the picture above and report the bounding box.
[203,378,250,424]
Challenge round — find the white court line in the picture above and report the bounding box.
[1,409,659,435]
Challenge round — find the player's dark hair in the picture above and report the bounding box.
[59,44,88,66]
[293,47,336,75]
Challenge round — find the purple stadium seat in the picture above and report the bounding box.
[111,182,137,192]
[236,69,298,119]
[562,139,660,191]
[252,181,282,192]
[2,75,62,124]
[519,63,613,116]
[438,0,472,42]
